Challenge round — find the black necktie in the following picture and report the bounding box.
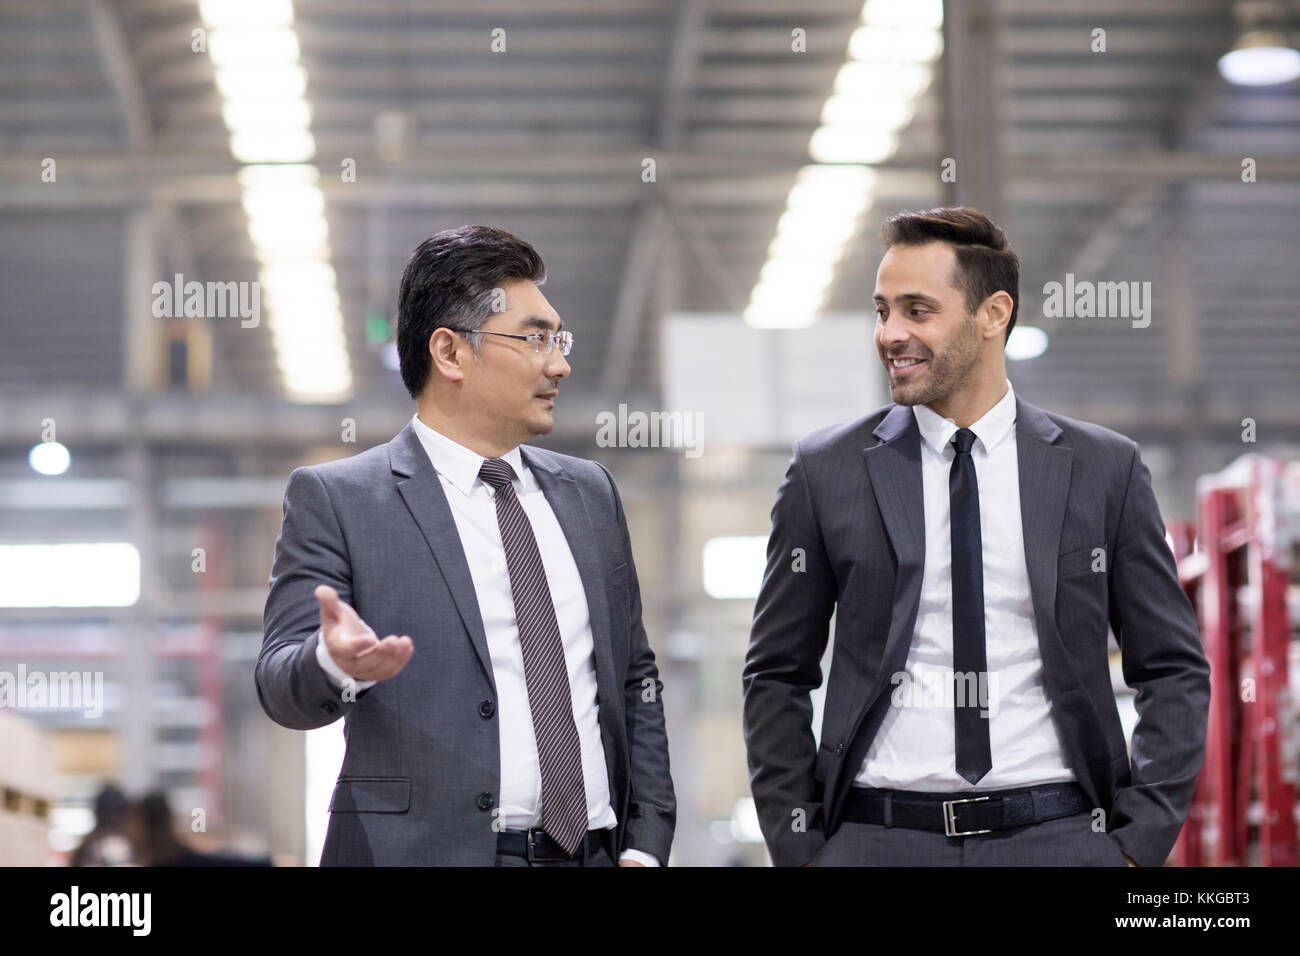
[478,457,588,854]
[950,427,992,785]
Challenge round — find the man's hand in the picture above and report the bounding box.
[1125,855,1137,867]
[315,584,413,682]
[618,859,646,867]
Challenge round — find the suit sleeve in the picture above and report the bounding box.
[742,441,837,866]
[256,466,371,730]
[1105,440,1211,867]
[599,463,676,866]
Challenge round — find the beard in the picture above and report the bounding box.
[887,312,981,407]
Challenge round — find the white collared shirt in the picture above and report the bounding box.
[855,378,1078,791]
[316,414,658,864]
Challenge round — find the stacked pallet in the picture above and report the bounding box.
[0,711,55,865]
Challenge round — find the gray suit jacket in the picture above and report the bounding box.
[742,394,1210,867]
[256,420,675,865]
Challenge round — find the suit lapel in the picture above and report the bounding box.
[389,421,494,684]
[1014,397,1101,801]
[863,404,928,690]
[1015,395,1073,649]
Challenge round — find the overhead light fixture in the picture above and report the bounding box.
[1006,326,1049,361]
[1218,2,1300,86]
[0,543,140,607]
[745,0,943,329]
[701,536,769,600]
[28,441,70,476]
[201,1,353,403]
[1218,31,1300,85]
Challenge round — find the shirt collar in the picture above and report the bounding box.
[911,378,1017,457]
[410,413,527,497]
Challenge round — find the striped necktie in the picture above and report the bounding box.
[478,457,588,854]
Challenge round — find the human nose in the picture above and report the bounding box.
[876,311,909,349]
[543,342,570,379]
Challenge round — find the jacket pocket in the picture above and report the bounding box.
[1058,544,1102,578]
[815,742,839,783]
[329,776,411,813]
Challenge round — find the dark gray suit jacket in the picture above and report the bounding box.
[742,394,1210,867]
[256,420,675,865]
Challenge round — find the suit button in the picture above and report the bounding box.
[478,699,495,719]
[476,792,495,811]
[835,743,844,754]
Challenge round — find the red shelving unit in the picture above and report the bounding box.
[1168,455,1299,866]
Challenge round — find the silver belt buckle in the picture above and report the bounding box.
[943,795,993,837]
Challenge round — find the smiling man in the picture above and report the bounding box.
[257,225,675,866]
[743,207,1209,868]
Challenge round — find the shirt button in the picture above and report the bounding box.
[476,792,495,811]
[478,699,495,719]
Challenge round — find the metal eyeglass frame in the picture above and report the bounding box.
[445,327,573,356]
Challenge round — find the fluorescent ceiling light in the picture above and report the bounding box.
[242,186,325,221]
[208,28,300,66]
[834,60,930,101]
[0,543,140,607]
[864,0,944,29]
[702,536,768,600]
[237,163,320,188]
[230,128,315,163]
[249,215,329,249]
[215,63,306,100]
[848,24,943,62]
[223,98,313,131]
[745,0,941,330]
[809,126,898,163]
[205,1,353,404]
[820,93,914,131]
[199,0,293,28]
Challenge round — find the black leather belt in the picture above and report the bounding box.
[843,783,1091,837]
[496,828,609,862]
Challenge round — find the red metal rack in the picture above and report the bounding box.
[1168,455,1298,866]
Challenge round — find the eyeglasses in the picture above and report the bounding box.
[446,327,573,356]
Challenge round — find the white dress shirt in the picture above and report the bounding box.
[316,414,658,865]
[855,378,1078,791]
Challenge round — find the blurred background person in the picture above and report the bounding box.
[128,790,272,867]
[68,783,134,867]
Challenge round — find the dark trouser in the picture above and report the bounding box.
[811,810,1130,866]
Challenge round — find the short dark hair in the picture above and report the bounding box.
[880,207,1019,344]
[395,224,547,398]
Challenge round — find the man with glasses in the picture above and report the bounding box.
[257,225,675,867]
